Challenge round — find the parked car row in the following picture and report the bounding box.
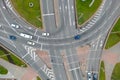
[87,72,98,80]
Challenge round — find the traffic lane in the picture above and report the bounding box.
[54,63,68,80]
[0,1,37,35]
[1,0,119,46]
[49,9,65,37]
[3,24,19,36]
[67,0,76,28]
[43,15,57,33]
[31,58,45,69]
[41,0,54,14]
[0,29,9,38]
[0,0,116,47]
[58,0,69,38]
[57,0,72,38]
[88,35,107,72]
[15,18,37,35]
[49,49,68,80]
[30,62,50,80]
[3,0,37,35]
[70,70,78,80]
[0,37,22,57]
[0,36,49,80]
[38,8,118,46]
[88,43,101,71]
[23,54,50,80]
[60,0,77,38]
[0,10,10,25]
[70,69,83,80]
[88,9,120,69]
[75,69,83,80]
[41,16,118,49]
[0,2,16,24]
[52,64,64,80]
[0,0,119,45]
[49,49,64,80]
[13,42,28,57]
[65,48,80,70]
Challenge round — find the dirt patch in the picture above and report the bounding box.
[102,50,119,64]
[76,46,90,60]
[36,50,52,69]
[76,46,90,77]
[21,67,38,80]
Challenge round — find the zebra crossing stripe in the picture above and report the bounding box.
[5,0,13,10]
[41,65,55,79]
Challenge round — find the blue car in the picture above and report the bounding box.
[74,35,81,40]
[93,73,98,80]
[9,35,17,40]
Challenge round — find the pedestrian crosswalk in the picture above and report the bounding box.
[78,0,106,33]
[4,0,13,10]
[41,65,55,80]
[24,46,37,61]
[24,46,55,80]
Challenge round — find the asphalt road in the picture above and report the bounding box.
[0,0,120,80]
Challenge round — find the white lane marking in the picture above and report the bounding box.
[22,53,29,58]
[0,8,19,35]
[43,13,54,16]
[65,5,67,9]
[59,6,61,10]
[41,43,43,50]
[67,61,79,65]
[69,67,80,71]
[37,36,39,43]
[34,29,38,36]
[74,70,79,80]
[67,0,72,26]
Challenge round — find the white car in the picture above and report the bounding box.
[27,41,35,45]
[79,29,84,32]
[20,33,32,39]
[42,32,49,36]
[100,41,103,47]
[87,72,93,80]
[11,24,20,28]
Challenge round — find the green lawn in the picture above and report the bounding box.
[76,0,102,25]
[99,61,106,80]
[0,47,27,67]
[111,63,120,80]
[11,0,42,28]
[0,50,9,61]
[105,18,120,49]
[0,65,8,75]
[37,76,41,80]
[10,53,27,67]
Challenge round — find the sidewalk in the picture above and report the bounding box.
[0,59,27,80]
[101,42,120,80]
[0,58,39,80]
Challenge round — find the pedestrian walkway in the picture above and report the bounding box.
[41,65,55,80]
[0,59,27,80]
[0,72,14,79]
[102,42,120,80]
